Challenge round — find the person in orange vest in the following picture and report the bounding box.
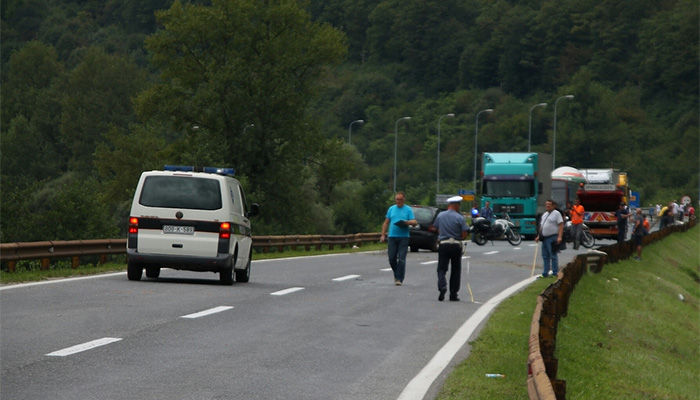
[569,198,585,250]
[643,216,650,234]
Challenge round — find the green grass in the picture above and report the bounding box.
[437,227,700,400]
[0,243,387,284]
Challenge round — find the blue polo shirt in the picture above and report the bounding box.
[386,204,415,237]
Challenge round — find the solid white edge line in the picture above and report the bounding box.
[270,287,305,296]
[396,275,539,400]
[0,272,125,291]
[180,306,233,319]
[46,337,122,357]
[332,274,360,281]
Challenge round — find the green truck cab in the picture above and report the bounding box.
[481,152,552,237]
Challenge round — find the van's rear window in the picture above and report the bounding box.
[139,176,222,210]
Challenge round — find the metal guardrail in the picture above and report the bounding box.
[0,233,382,272]
[527,219,696,399]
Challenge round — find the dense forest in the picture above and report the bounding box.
[1,0,698,242]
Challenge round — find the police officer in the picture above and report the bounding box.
[434,196,469,301]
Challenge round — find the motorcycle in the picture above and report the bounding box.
[563,220,595,249]
[471,212,522,246]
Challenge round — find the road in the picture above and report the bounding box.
[1,241,592,400]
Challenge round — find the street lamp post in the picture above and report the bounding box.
[553,95,574,170]
[473,109,493,194]
[348,119,364,144]
[436,113,455,195]
[393,116,411,193]
[528,103,547,152]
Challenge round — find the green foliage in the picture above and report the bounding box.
[58,46,146,170]
[133,0,348,233]
[1,173,119,242]
[0,0,697,241]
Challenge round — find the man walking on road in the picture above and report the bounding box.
[380,192,417,286]
[535,200,564,278]
[433,196,469,301]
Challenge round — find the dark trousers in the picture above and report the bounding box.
[617,225,627,243]
[437,243,462,296]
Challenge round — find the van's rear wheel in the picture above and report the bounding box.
[220,262,234,285]
[127,261,143,281]
[145,266,160,278]
[235,254,251,283]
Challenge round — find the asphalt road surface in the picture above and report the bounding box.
[1,240,595,400]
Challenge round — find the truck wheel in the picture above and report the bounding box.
[145,266,160,278]
[235,255,251,283]
[507,230,522,246]
[474,233,487,246]
[127,261,143,281]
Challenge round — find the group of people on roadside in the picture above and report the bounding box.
[658,200,695,229]
[380,191,694,300]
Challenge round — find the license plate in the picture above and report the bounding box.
[163,225,195,235]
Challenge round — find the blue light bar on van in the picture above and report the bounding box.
[164,165,235,176]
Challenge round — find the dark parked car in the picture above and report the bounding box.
[409,205,442,252]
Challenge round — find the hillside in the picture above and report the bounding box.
[1,0,697,242]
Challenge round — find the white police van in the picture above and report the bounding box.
[126,165,259,285]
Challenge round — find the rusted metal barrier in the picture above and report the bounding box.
[528,219,695,400]
[0,239,127,272]
[0,233,383,271]
[251,233,380,253]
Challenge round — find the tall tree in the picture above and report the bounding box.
[135,0,347,232]
[57,46,146,171]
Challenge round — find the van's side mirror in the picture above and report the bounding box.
[248,203,260,217]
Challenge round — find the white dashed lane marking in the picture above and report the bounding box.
[46,337,122,357]
[332,274,361,281]
[181,306,233,319]
[270,287,305,296]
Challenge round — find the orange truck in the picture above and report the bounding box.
[576,169,629,239]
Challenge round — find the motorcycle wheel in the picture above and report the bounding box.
[507,230,522,246]
[474,232,488,246]
[581,231,595,248]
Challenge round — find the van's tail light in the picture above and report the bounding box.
[219,222,232,239]
[428,225,437,233]
[129,217,138,234]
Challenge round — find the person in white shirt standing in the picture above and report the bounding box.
[535,199,564,278]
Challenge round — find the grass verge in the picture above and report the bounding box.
[0,243,387,284]
[436,227,699,400]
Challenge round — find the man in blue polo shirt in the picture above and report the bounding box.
[434,196,469,301]
[380,192,417,286]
